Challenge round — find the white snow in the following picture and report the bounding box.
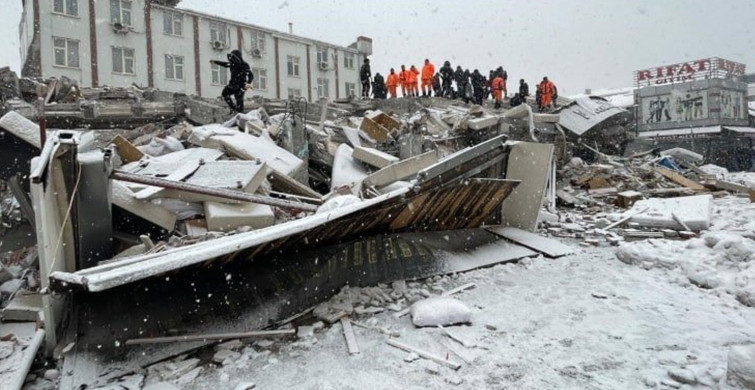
[727,344,755,388]
[699,164,755,189]
[330,144,368,193]
[0,111,42,147]
[409,297,472,327]
[626,194,713,231]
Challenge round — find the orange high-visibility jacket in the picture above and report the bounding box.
[407,68,418,84]
[540,80,555,96]
[399,70,408,84]
[386,73,400,87]
[421,63,435,81]
[491,77,505,91]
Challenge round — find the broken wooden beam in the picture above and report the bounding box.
[653,167,707,191]
[111,170,318,212]
[671,212,691,232]
[386,338,461,370]
[124,329,296,345]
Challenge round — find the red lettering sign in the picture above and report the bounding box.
[635,57,745,85]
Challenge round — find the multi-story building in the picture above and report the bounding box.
[19,0,372,102]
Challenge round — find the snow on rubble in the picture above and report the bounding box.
[616,196,755,307]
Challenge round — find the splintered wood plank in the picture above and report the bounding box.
[486,226,573,258]
[654,167,707,191]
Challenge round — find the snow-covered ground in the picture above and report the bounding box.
[128,196,755,390]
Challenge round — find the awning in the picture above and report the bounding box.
[637,126,721,138]
[723,126,755,134]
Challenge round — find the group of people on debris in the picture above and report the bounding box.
[212,50,558,114]
[359,58,558,111]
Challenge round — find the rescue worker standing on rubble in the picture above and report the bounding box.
[360,58,372,98]
[471,69,486,106]
[440,61,454,98]
[491,71,505,109]
[409,65,420,97]
[386,68,399,99]
[538,76,557,111]
[454,66,466,99]
[421,59,435,97]
[210,50,254,113]
[496,66,508,99]
[432,72,442,97]
[399,65,408,97]
[372,72,387,99]
[519,79,529,98]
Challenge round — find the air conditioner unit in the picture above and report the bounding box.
[318,62,328,71]
[250,48,262,58]
[211,40,226,50]
[112,22,129,34]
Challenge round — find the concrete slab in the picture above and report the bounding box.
[363,150,438,188]
[627,195,713,231]
[500,142,554,232]
[204,202,275,232]
[148,161,269,203]
[331,144,369,194]
[217,132,305,182]
[352,146,400,169]
[487,226,573,258]
[533,113,560,123]
[112,181,177,232]
[0,111,42,148]
[1,293,42,322]
[467,116,499,130]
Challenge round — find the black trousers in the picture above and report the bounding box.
[361,80,371,98]
[222,85,245,113]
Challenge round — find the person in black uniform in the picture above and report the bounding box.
[519,79,529,98]
[439,61,454,98]
[372,73,387,99]
[210,50,254,113]
[471,69,486,105]
[360,58,372,98]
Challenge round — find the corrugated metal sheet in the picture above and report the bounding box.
[557,96,629,136]
[637,126,721,138]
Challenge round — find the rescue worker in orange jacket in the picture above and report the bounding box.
[421,59,435,97]
[398,65,408,97]
[538,76,556,111]
[409,65,420,97]
[386,68,400,99]
[491,71,505,109]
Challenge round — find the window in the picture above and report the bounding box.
[163,11,183,36]
[165,54,184,80]
[345,82,356,97]
[252,68,267,90]
[53,37,79,68]
[287,88,301,99]
[112,47,135,75]
[211,63,228,85]
[110,0,132,26]
[317,78,329,98]
[210,22,227,45]
[53,0,78,17]
[344,53,355,69]
[250,30,265,52]
[287,55,300,77]
[316,46,328,65]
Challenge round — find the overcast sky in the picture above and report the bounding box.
[1,0,753,95]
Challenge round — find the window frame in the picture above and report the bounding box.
[110,0,132,26]
[52,0,79,17]
[163,11,183,37]
[344,53,355,70]
[209,21,228,45]
[251,68,267,91]
[345,82,356,97]
[211,62,228,85]
[249,30,265,53]
[287,88,302,99]
[316,46,329,66]
[112,46,135,75]
[287,55,300,77]
[52,37,80,69]
[165,54,184,81]
[317,77,330,98]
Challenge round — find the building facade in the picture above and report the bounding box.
[19,0,373,102]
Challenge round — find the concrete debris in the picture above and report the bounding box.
[409,297,472,327]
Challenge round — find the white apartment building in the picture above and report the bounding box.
[19,0,373,101]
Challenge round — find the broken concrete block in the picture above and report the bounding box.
[352,146,399,169]
[533,113,560,123]
[150,161,269,203]
[184,219,208,236]
[112,181,177,232]
[363,150,438,188]
[467,115,499,130]
[502,104,530,119]
[0,110,42,148]
[187,124,239,149]
[616,190,643,208]
[360,110,399,142]
[331,144,369,194]
[204,201,275,232]
[628,195,713,232]
[216,132,306,183]
[1,292,42,322]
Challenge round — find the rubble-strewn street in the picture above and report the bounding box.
[0,1,754,389]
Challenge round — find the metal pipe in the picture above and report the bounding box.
[110,170,319,212]
[37,97,46,148]
[124,329,296,345]
[9,329,45,390]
